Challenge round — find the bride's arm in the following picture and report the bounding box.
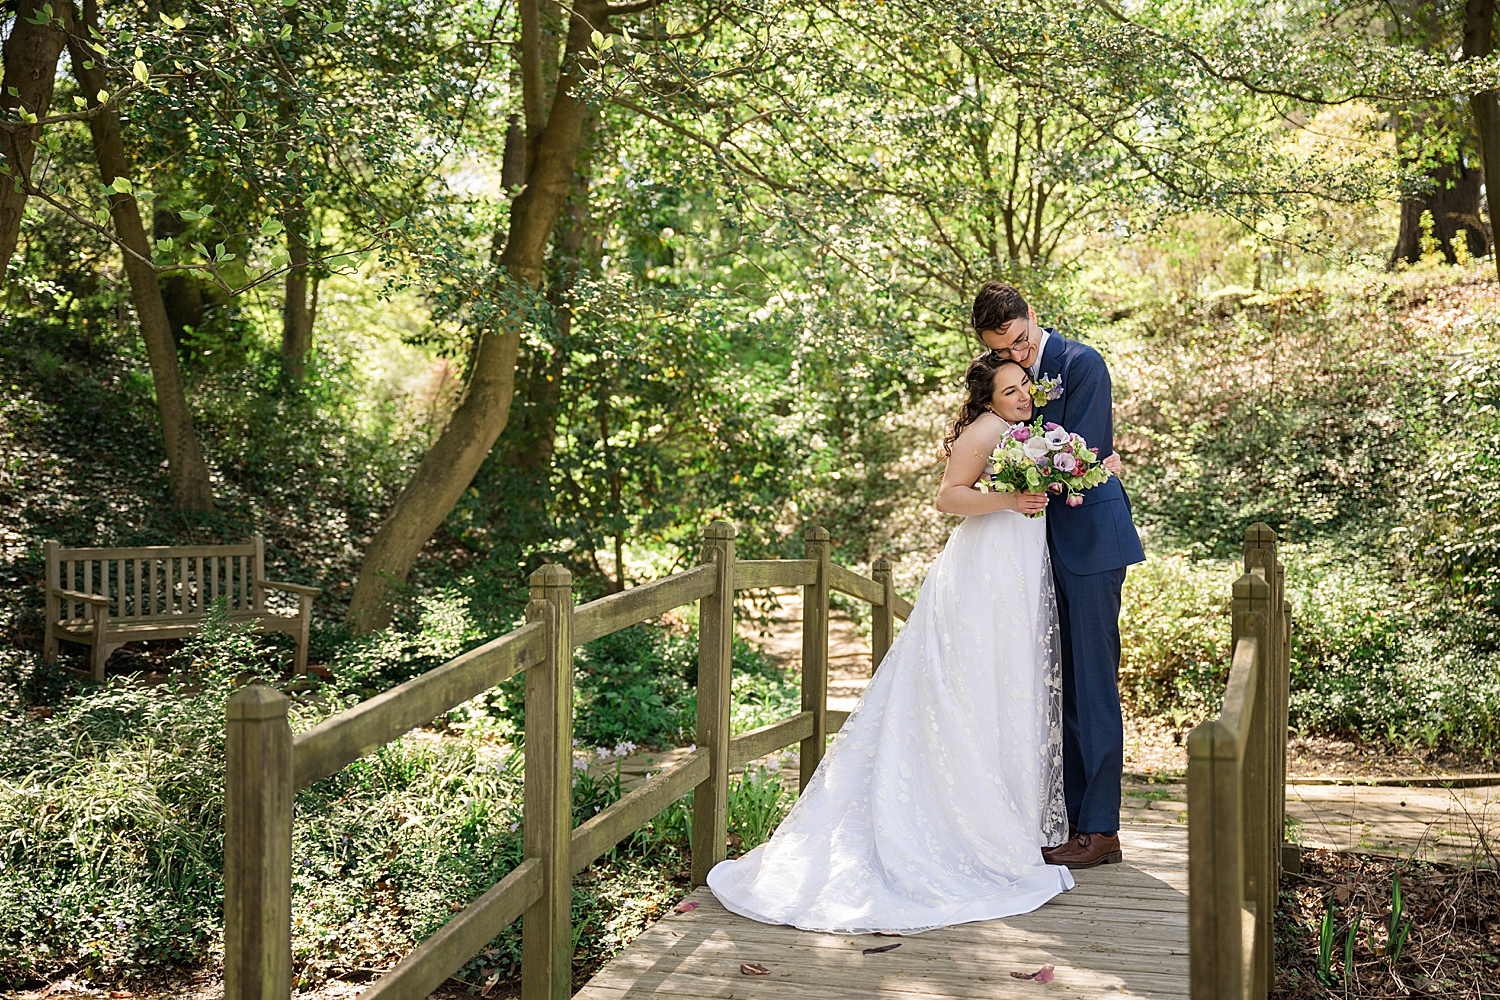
[934,416,1049,516]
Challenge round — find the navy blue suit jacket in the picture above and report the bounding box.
[1033,331,1145,576]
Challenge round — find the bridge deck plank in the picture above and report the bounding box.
[574,825,1189,1000]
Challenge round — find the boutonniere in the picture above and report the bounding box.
[1029,375,1063,408]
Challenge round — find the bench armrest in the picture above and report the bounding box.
[51,588,111,607]
[255,579,321,597]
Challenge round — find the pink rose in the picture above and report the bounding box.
[1066,494,1084,507]
[1044,422,1061,431]
[1012,426,1031,442]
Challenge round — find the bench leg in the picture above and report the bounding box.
[90,606,110,682]
[44,628,58,663]
[294,594,312,676]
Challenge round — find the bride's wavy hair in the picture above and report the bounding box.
[943,352,1031,456]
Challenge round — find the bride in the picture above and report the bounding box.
[706,352,1075,934]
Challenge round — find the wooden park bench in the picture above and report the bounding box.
[43,536,319,681]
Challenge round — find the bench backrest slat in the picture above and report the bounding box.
[48,538,266,621]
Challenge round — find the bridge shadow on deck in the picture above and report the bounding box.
[574,825,1189,1000]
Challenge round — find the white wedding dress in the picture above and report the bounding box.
[706,506,1073,933]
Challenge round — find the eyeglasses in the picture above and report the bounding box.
[982,322,1030,359]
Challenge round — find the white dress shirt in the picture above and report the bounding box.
[1029,327,1051,379]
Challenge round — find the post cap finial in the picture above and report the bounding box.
[805,525,830,542]
[872,556,892,572]
[1245,522,1277,543]
[529,563,573,588]
[226,685,290,720]
[702,520,736,540]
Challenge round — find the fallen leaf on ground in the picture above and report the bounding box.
[862,943,902,955]
[1011,963,1055,982]
[673,900,699,913]
[872,931,901,937]
[740,963,771,975]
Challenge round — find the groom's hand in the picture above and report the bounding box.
[1103,452,1123,477]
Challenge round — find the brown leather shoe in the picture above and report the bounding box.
[1042,832,1122,869]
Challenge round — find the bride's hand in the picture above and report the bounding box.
[1002,489,1049,515]
[1103,452,1123,477]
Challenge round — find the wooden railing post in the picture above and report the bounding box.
[692,521,735,885]
[1234,570,1274,1000]
[1187,716,1245,1000]
[871,556,894,673]
[799,526,831,792]
[522,565,574,1000]
[1244,525,1289,872]
[224,686,293,1000]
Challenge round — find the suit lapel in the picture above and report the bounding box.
[1035,331,1067,423]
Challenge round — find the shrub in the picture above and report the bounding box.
[1119,555,1236,721]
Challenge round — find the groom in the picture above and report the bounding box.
[972,282,1145,869]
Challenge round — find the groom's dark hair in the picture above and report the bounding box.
[971,282,1029,342]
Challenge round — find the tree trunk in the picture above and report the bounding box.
[1465,0,1500,279]
[346,2,609,632]
[280,200,312,381]
[0,0,70,279]
[67,0,214,511]
[1392,147,1489,264]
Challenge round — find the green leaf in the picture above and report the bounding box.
[213,242,229,261]
[95,90,109,105]
[5,88,16,99]
[72,96,87,108]
[279,23,293,40]
[155,237,174,252]
[233,111,246,129]
[110,176,133,194]
[132,61,150,85]
[260,217,285,236]
[81,59,95,70]
[179,210,202,221]
[198,204,215,217]
[191,241,209,258]
[591,29,605,48]
[325,21,344,33]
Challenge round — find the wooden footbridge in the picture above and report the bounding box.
[223,524,1292,1000]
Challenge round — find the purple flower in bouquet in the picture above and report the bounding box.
[1054,452,1078,473]
[1043,427,1070,449]
[1012,425,1031,442]
[1044,422,1061,431]
[1066,494,1084,507]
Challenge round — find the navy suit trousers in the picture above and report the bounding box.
[1052,555,1126,835]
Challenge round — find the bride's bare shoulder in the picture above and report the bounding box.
[948,410,1006,458]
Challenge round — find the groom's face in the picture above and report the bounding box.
[978,312,1038,369]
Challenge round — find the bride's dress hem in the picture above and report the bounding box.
[708,859,1075,936]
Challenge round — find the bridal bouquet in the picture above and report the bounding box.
[980,418,1112,516]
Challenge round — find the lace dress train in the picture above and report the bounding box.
[706,509,1074,934]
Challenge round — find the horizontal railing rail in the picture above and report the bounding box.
[224,522,912,1000]
[1187,523,1291,1000]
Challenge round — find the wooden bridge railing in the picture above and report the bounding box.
[222,522,912,1000]
[1187,524,1293,1000]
